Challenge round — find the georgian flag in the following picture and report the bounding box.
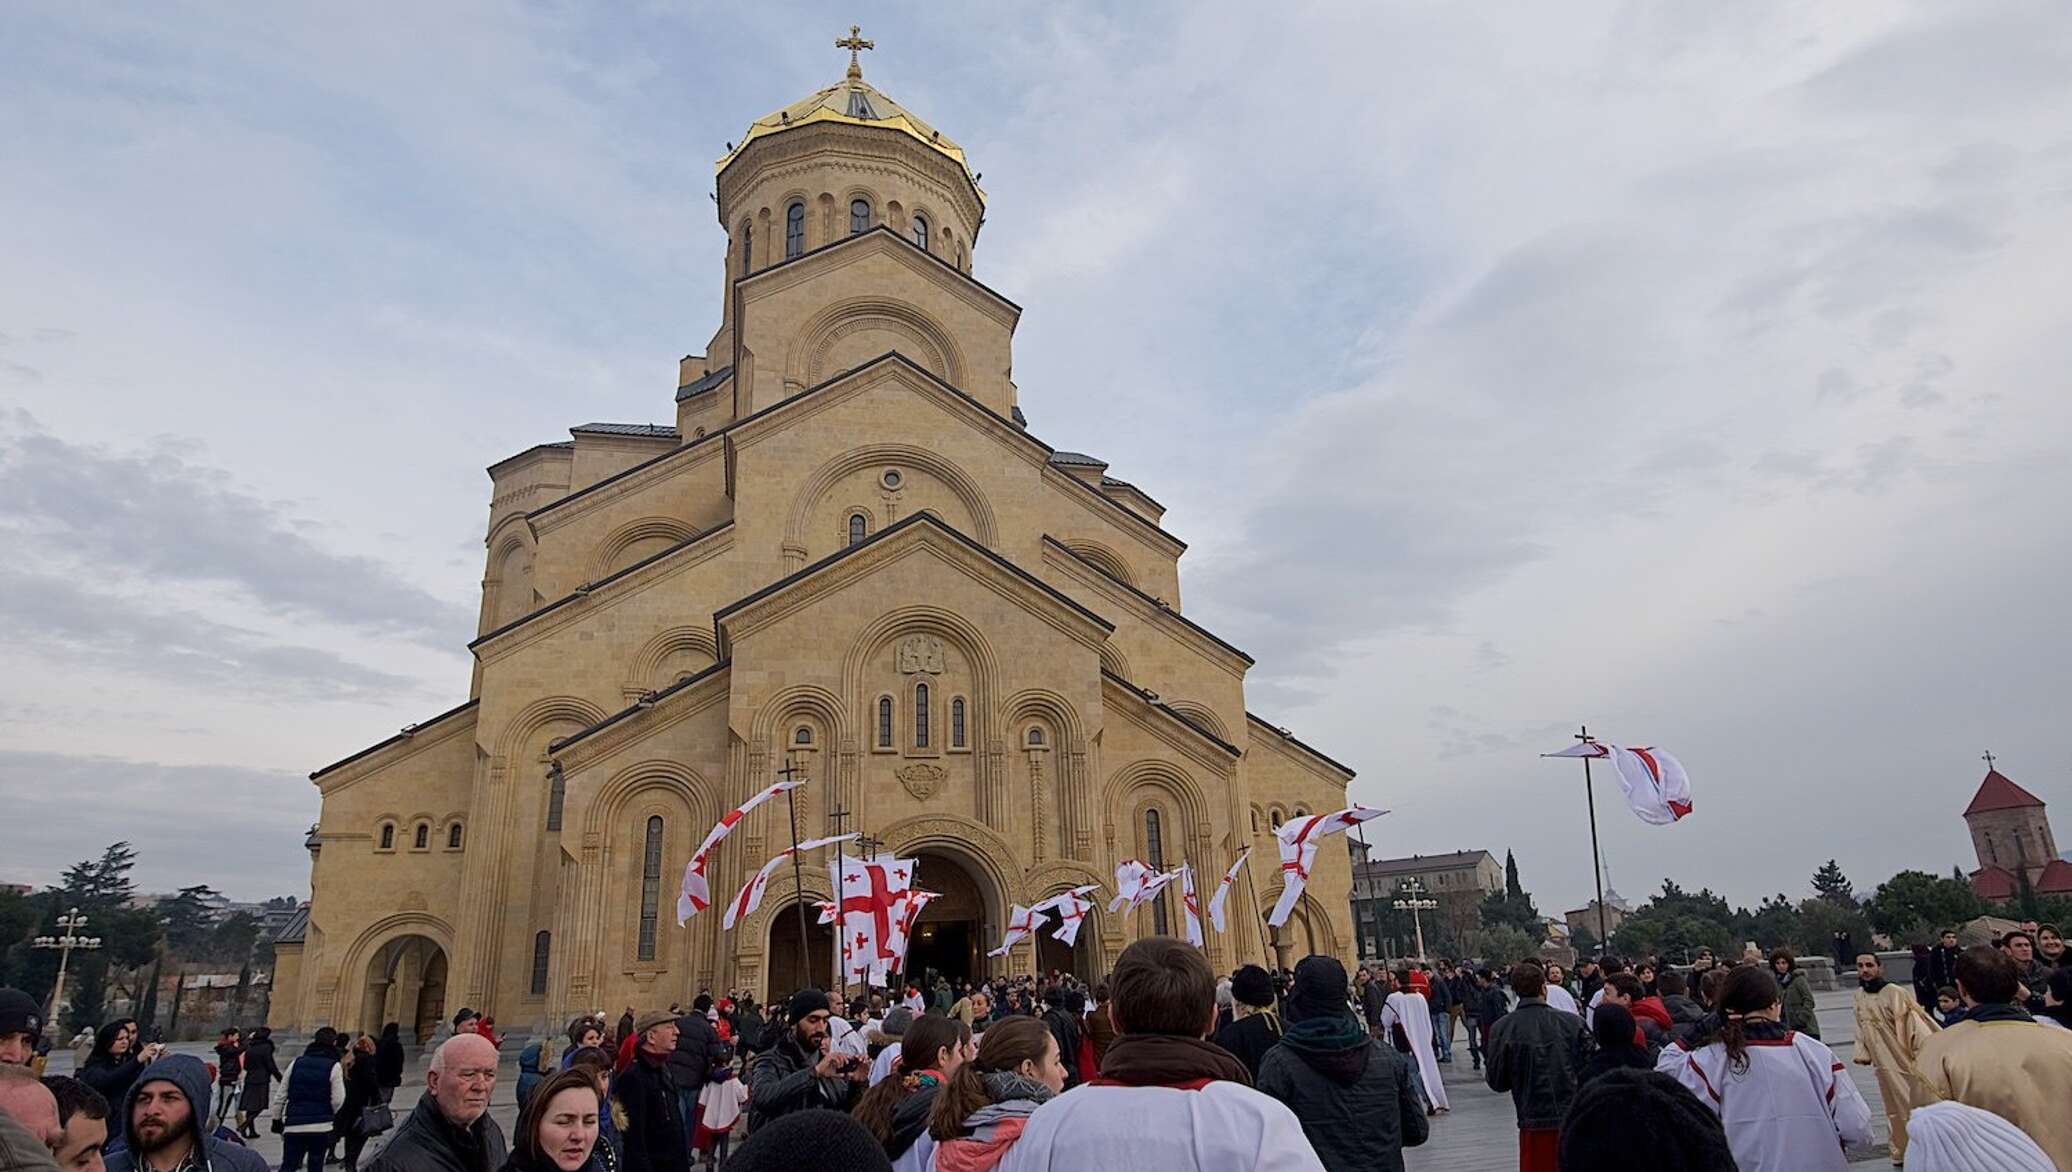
[678,780,806,923]
[1207,848,1250,933]
[874,889,940,984]
[987,903,1049,957]
[1106,859,1151,913]
[1179,864,1206,947]
[722,833,855,930]
[832,854,916,983]
[1268,806,1387,928]
[1543,741,1694,825]
[1134,867,1185,908]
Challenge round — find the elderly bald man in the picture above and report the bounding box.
[364,1034,506,1172]
[0,1064,61,1172]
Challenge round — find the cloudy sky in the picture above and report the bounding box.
[4,2,2069,911]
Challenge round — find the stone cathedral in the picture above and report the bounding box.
[270,34,1357,1039]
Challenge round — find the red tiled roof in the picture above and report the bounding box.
[1964,770,2046,817]
[1969,866,2020,900]
[2036,859,2072,895]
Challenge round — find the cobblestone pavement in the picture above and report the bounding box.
[50,988,1898,1171]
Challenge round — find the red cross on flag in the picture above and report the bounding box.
[723,833,855,931]
[1047,892,1095,947]
[987,903,1049,957]
[1179,864,1206,947]
[874,889,940,983]
[1134,866,1184,908]
[1208,848,1250,933]
[1106,859,1151,913]
[678,780,806,923]
[1268,805,1387,927]
[1542,742,1694,825]
[832,854,916,983]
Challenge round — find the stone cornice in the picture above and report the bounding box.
[1245,712,1357,784]
[1041,536,1252,679]
[548,661,733,774]
[469,525,736,662]
[311,700,479,790]
[526,431,729,538]
[1100,672,1238,776]
[737,225,1019,326]
[714,512,1112,655]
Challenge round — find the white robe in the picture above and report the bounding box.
[1545,985,1580,1018]
[1655,1032,1873,1172]
[1381,990,1449,1110]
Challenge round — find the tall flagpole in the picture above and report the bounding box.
[1576,725,1608,957]
[827,802,851,998]
[1241,850,1278,971]
[779,755,810,990]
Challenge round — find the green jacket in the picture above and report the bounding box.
[1780,970,1821,1037]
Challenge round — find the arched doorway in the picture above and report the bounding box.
[764,903,834,998]
[363,935,447,1044]
[905,851,990,985]
[1034,904,1097,981]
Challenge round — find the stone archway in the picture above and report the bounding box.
[905,851,991,984]
[362,935,448,1045]
[763,900,834,999]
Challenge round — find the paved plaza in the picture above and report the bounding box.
[47,988,1897,1171]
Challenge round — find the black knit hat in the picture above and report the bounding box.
[1285,955,1351,1023]
[727,1108,892,1172]
[1230,965,1276,1009]
[0,987,42,1040]
[787,987,832,1022]
[1560,1068,1737,1171]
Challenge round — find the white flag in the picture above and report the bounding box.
[1541,741,1694,824]
[1135,867,1184,909]
[678,780,805,923]
[722,833,855,931]
[832,854,917,981]
[1106,859,1151,913]
[1049,892,1095,947]
[1268,806,1387,928]
[1208,849,1249,933]
[987,903,1048,957]
[1032,884,1100,914]
[1179,864,1205,947]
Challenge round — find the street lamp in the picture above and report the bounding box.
[33,907,102,1039]
[1392,879,1436,962]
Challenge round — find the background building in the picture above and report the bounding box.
[1964,765,2072,900]
[1348,843,1501,962]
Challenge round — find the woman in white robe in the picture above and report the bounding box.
[1656,965,1871,1171]
[1380,986,1449,1112]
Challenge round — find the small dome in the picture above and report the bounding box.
[718,64,981,203]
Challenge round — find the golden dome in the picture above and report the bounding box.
[716,29,982,203]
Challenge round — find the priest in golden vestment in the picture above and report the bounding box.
[1851,952,1940,1165]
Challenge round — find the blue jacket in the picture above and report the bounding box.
[283,1048,341,1128]
[104,1055,269,1172]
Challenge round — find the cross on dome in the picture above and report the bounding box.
[836,24,874,80]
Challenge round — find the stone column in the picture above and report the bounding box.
[453,754,513,1011]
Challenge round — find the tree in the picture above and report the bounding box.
[1811,860,1857,909]
[1795,896,1872,961]
[1505,851,1524,900]
[158,886,221,956]
[1609,880,1738,962]
[1469,924,1541,965]
[1570,922,1598,957]
[61,843,139,910]
[1863,871,1985,943]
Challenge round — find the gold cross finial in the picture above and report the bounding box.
[836,24,874,80]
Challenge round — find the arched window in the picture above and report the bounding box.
[878,697,894,748]
[914,682,931,748]
[738,223,752,275]
[848,513,868,546]
[638,815,663,961]
[446,822,463,850]
[413,822,430,850]
[546,765,565,832]
[1270,811,1283,830]
[1026,726,1045,747]
[785,201,805,258]
[1145,810,1169,935]
[794,726,813,746]
[530,931,551,995]
[912,214,929,251]
[378,823,395,851]
[951,698,966,748]
[850,198,871,234]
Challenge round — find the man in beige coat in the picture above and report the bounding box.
[1851,953,1939,1165]
[1915,946,2072,1171]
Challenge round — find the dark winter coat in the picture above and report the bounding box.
[1426,974,1455,1014]
[1039,1007,1083,1089]
[282,1044,341,1128]
[610,1051,687,1172]
[1357,981,1389,1033]
[375,1026,407,1089]
[744,1028,858,1129]
[1256,1013,1428,1172]
[239,1034,281,1115]
[885,1079,941,1161]
[1925,944,1963,992]
[340,1053,380,1133]
[1210,1011,1285,1083]
[1467,983,1509,1026]
[664,1014,730,1094]
[363,1094,508,1172]
[1661,994,1708,1045]
[1483,999,1584,1130]
[103,1054,269,1172]
[1778,969,1821,1037]
[214,1041,245,1084]
[79,1020,147,1108]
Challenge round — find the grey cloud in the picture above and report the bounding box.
[0,750,313,899]
[0,565,420,700]
[0,412,473,645]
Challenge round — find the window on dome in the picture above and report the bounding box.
[739,223,752,275]
[785,202,805,258]
[912,215,929,251]
[850,198,871,234]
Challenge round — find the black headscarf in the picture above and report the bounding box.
[1284,955,1354,1024]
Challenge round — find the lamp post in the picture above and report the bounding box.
[1392,879,1436,962]
[33,908,101,1038]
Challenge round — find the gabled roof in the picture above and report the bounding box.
[676,365,733,402]
[1246,712,1356,778]
[1048,451,1106,469]
[571,422,679,439]
[468,524,729,650]
[271,904,310,945]
[1969,865,2021,901]
[2037,859,2072,894]
[1965,769,2045,817]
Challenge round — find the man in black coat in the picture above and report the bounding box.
[1209,965,1284,1081]
[365,1035,506,1172]
[1464,969,1509,1072]
[1257,955,1428,1172]
[666,996,731,1136]
[744,990,863,1131]
[1038,988,1083,1089]
[1483,963,1583,1167]
[613,1010,688,1172]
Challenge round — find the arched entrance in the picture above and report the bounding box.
[1035,903,1098,981]
[363,935,447,1044]
[905,851,990,985]
[764,903,834,998]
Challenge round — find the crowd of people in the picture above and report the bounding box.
[2,920,2068,1171]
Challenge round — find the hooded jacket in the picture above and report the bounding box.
[1256,1012,1428,1172]
[103,1055,269,1172]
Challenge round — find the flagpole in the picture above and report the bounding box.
[1241,851,1276,971]
[827,803,851,999]
[1576,725,1608,957]
[780,755,810,991]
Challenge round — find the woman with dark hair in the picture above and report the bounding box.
[79,1018,158,1107]
[926,1016,1064,1171]
[1769,949,1820,1037]
[1578,1004,1651,1085]
[336,1034,383,1172]
[562,1046,621,1168]
[374,1024,406,1103]
[1560,1069,1737,1172]
[239,1026,282,1137]
[852,1014,971,1170]
[1656,965,1870,1170]
[501,1068,605,1172]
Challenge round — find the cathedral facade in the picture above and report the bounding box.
[270,41,1356,1038]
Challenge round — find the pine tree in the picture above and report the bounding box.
[1811,859,1856,908]
[1505,851,1523,899]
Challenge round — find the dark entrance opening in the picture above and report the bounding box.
[903,851,988,986]
[765,907,833,999]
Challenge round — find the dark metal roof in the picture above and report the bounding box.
[1042,536,1253,666]
[310,699,480,780]
[1354,850,1495,877]
[571,422,680,439]
[675,365,734,402]
[271,904,310,944]
[1048,450,1106,468]
[1100,670,1241,757]
[1245,712,1357,778]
